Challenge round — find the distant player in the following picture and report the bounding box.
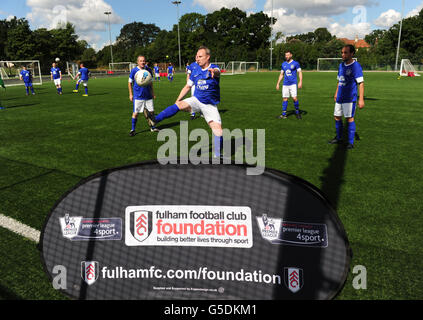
[0,75,5,110]
[276,51,303,119]
[145,46,224,158]
[50,62,63,95]
[154,63,160,81]
[128,55,159,136]
[19,66,35,96]
[73,63,90,96]
[167,63,174,82]
[329,44,365,149]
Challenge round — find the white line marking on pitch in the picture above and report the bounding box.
[0,214,40,243]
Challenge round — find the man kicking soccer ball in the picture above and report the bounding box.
[276,51,303,119]
[128,55,159,136]
[329,44,365,149]
[73,63,90,96]
[145,46,224,158]
[51,62,63,95]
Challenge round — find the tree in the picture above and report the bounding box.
[116,22,161,48]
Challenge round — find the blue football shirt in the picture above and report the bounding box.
[167,66,174,74]
[281,60,301,86]
[79,68,89,81]
[336,61,364,104]
[154,66,160,74]
[188,64,220,105]
[20,70,32,83]
[129,66,153,100]
[51,67,61,80]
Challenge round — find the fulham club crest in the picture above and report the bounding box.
[284,267,304,293]
[129,210,153,242]
[81,261,99,285]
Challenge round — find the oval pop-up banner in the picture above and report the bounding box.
[40,162,352,300]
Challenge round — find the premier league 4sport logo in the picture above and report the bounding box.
[81,261,99,286]
[129,210,153,242]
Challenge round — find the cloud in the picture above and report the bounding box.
[406,1,423,18]
[265,7,371,39]
[373,9,401,28]
[193,0,255,12]
[26,0,122,48]
[264,0,374,17]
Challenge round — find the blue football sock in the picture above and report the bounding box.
[335,120,343,140]
[348,121,356,145]
[26,87,29,94]
[294,101,300,114]
[155,104,179,123]
[75,84,79,90]
[31,87,34,94]
[214,135,223,157]
[131,118,137,131]
[85,87,88,94]
[282,101,288,116]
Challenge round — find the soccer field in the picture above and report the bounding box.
[0,72,422,300]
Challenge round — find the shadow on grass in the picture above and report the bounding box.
[0,284,23,300]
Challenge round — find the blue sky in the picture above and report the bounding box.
[1,0,422,50]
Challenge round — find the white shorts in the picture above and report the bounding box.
[282,85,298,98]
[78,79,89,87]
[183,96,221,124]
[133,99,154,114]
[191,86,195,97]
[54,79,61,86]
[334,102,356,118]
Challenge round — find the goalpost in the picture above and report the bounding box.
[109,62,136,73]
[0,60,42,87]
[241,62,259,72]
[224,61,247,75]
[317,58,358,72]
[399,59,420,76]
[66,61,79,79]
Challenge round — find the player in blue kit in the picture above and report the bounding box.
[19,66,35,95]
[329,44,365,149]
[154,63,160,81]
[73,63,90,96]
[167,63,174,82]
[276,51,303,119]
[128,55,159,136]
[50,62,63,95]
[145,46,224,158]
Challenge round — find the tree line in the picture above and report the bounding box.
[0,7,422,72]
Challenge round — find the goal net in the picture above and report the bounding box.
[241,62,259,72]
[215,62,226,72]
[224,61,247,75]
[0,60,42,87]
[317,58,358,72]
[399,59,420,76]
[109,62,136,73]
[66,61,79,79]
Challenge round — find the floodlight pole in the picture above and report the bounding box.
[172,1,182,71]
[270,0,273,71]
[104,11,114,69]
[395,0,405,71]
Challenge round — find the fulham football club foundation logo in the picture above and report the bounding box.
[284,268,304,293]
[81,261,99,286]
[129,210,153,242]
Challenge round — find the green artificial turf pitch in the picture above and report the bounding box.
[0,72,422,300]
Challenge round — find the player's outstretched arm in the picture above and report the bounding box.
[208,68,220,78]
[128,81,133,102]
[176,84,192,103]
[298,71,303,89]
[334,82,339,102]
[358,82,365,109]
[276,73,283,90]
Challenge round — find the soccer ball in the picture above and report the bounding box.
[134,69,152,87]
[55,58,60,62]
